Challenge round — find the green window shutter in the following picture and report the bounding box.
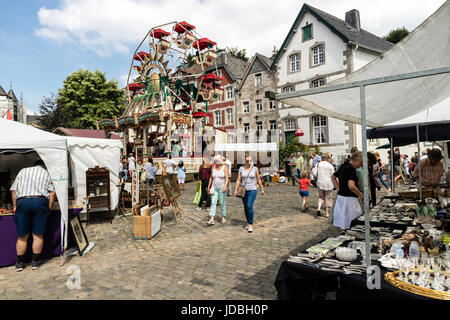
[303,25,312,41]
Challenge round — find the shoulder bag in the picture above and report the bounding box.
[236,166,254,198]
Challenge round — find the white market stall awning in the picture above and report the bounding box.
[66,136,122,211]
[0,118,70,251]
[276,1,450,128]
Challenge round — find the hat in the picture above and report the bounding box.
[428,149,443,161]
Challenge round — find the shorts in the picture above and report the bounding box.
[178,178,185,184]
[299,191,309,198]
[394,165,402,175]
[14,198,50,236]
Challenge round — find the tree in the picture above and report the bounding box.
[217,46,249,62]
[57,69,125,129]
[278,136,320,168]
[37,94,70,131]
[181,53,196,68]
[384,27,409,44]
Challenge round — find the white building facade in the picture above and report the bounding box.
[272,4,393,163]
[0,85,26,123]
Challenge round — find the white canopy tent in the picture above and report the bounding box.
[274,1,450,270]
[66,136,122,211]
[0,118,70,251]
[277,1,450,128]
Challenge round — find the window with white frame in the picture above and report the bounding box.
[243,101,249,113]
[284,118,296,131]
[226,108,233,125]
[256,121,263,133]
[283,86,294,93]
[244,123,250,133]
[312,45,324,66]
[311,78,324,88]
[269,120,277,130]
[214,110,222,126]
[290,54,300,72]
[226,86,233,100]
[255,73,262,87]
[312,115,328,144]
[269,101,277,110]
[255,99,263,112]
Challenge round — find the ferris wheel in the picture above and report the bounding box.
[123,21,223,118]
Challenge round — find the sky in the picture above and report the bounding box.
[0,0,447,114]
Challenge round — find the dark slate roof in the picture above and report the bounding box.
[8,89,18,101]
[0,85,7,96]
[205,52,248,81]
[271,3,394,68]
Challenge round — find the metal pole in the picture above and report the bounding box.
[390,138,395,192]
[416,124,423,202]
[360,85,371,270]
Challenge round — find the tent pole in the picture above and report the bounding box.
[360,85,371,271]
[416,125,423,202]
[390,138,394,192]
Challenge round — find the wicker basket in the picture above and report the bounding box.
[385,270,450,300]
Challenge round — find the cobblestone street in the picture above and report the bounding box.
[0,181,342,300]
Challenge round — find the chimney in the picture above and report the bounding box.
[345,9,361,32]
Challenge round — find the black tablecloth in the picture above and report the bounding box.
[275,260,432,300]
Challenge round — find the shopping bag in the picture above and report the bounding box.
[193,181,202,205]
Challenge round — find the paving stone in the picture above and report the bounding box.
[0,182,343,299]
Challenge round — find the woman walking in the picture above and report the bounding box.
[196,160,212,211]
[234,156,265,233]
[315,154,335,218]
[207,155,229,225]
[177,160,186,191]
[374,152,391,191]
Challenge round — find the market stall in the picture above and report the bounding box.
[0,118,70,266]
[271,2,450,299]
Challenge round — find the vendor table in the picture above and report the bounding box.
[0,208,83,267]
[274,260,432,300]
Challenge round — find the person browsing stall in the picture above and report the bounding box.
[10,160,56,272]
[412,148,445,188]
[331,151,364,231]
[143,158,157,188]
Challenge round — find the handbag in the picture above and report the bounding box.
[236,166,254,198]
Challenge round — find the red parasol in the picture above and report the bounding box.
[150,28,171,38]
[192,111,212,118]
[198,73,223,82]
[295,128,304,136]
[192,38,216,51]
[133,51,149,60]
[174,21,195,34]
[127,83,145,91]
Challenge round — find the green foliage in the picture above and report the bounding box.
[384,27,409,44]
[278,136,320,168]
[181,53,196,68]
[57,69,124,129]
[217,46,249,62]
[37,94,70,131]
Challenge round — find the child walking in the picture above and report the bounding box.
[298,170,313,212]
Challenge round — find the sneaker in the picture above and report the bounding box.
[206,207,211,210]
[196,207,202,211]
[31,259,44,270]
[15,261,25,272]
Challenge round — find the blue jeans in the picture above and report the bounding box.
[242,190,257,224]
[378,171,389,189]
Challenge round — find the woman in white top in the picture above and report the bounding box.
[314,154,335,218]
[207,155,229,225]
[234,155,265,233]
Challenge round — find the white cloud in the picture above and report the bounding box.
[35,0,447,58]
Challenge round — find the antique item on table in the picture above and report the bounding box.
[385,270,450,300]
[69,215,89,255]
[336,247,358,262]
[85,166,111,226]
